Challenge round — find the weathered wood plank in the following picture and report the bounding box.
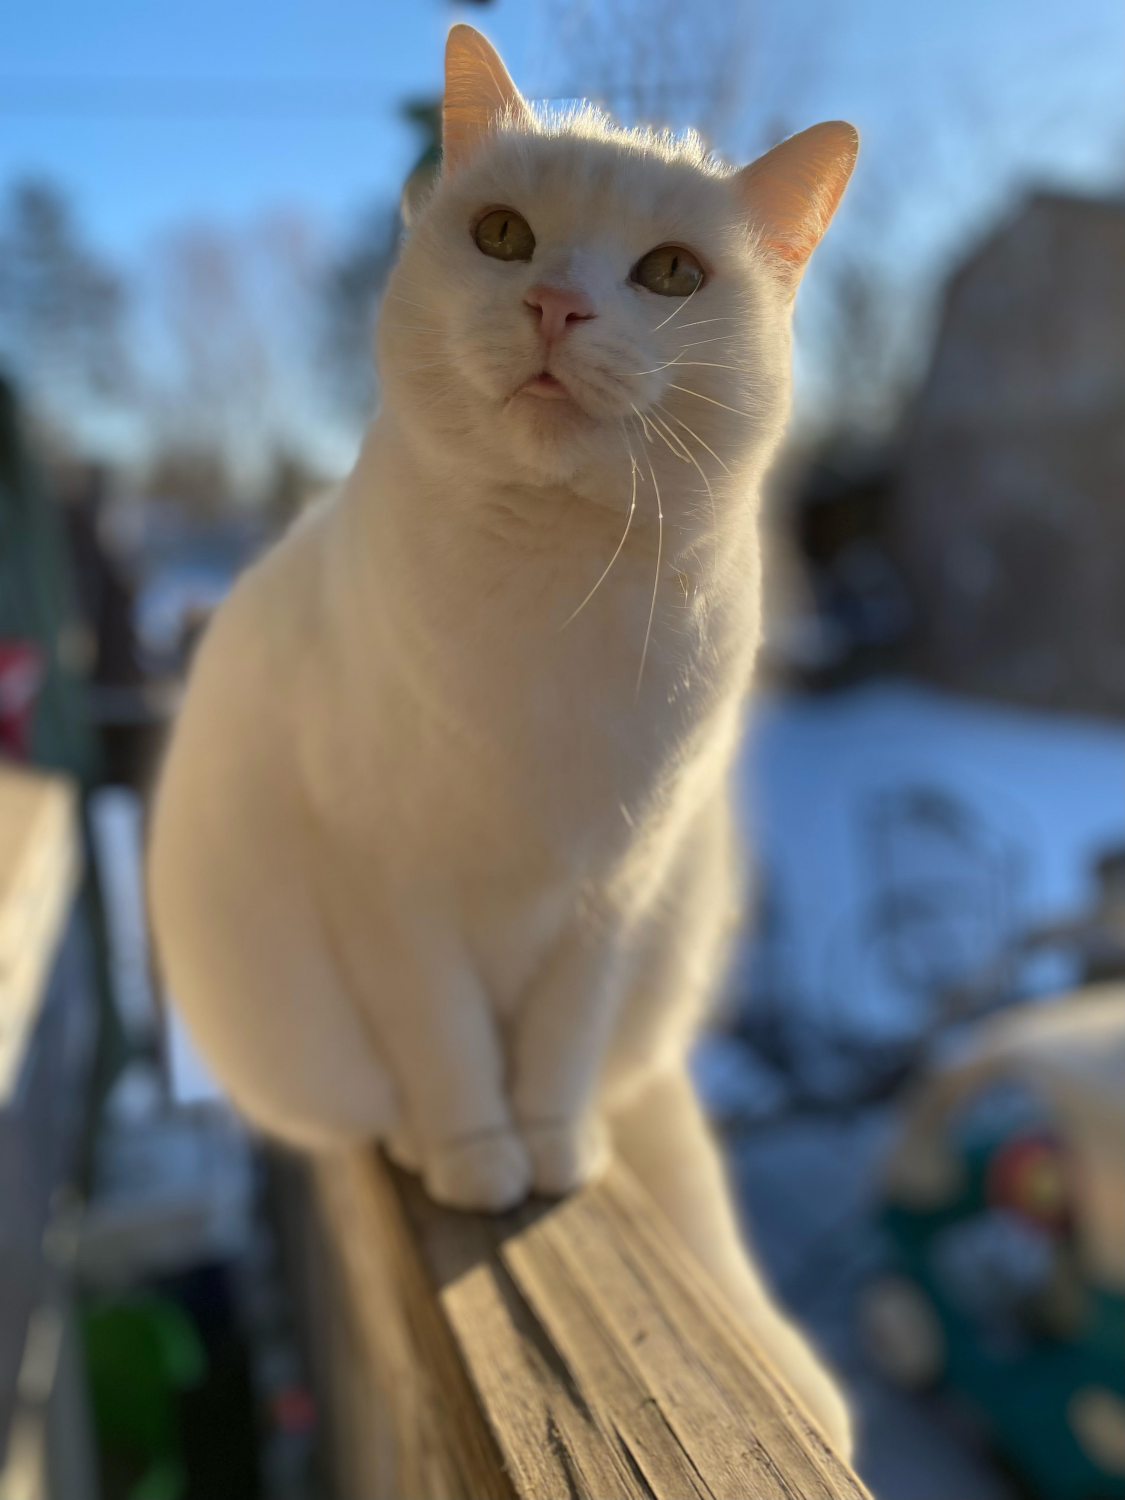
[0,762,93,1478]
[578,1165,855,1498]
[317,1150,517,1500]
[0,766,79,1104]
[409,1182,649,1500]
[318,1148,871,1500]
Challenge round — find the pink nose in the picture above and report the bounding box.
[523,284,596,346]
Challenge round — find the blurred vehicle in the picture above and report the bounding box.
[861,986,1125,1500]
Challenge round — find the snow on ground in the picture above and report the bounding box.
[732,678,1124,1044]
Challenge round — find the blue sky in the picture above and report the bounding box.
[2,0,1122,461]
[3,0,1121,260]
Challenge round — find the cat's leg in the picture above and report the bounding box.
[603,789,741,1093]
[324,888,532,1211]
[150,797,397,1153]
[509,923,628,1195]
[608,1066,853,1462]
[156,780,529,1209]
[512,794,734,1196]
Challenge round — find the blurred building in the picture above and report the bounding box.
[891,193,1125,719]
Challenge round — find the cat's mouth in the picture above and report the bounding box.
[506,368,610,426]
[515,371,572,402]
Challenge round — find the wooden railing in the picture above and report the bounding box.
[1,765,91,1495]
[0,766,78,1104]
[315,1148,871,1500]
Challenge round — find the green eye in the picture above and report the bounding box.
[631,244,704,297]
[474,208,535,262]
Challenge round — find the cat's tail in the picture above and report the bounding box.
[608,1065,854,1462]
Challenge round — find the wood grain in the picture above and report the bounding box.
[0,766,79,1104]
[317,1148,871,1500]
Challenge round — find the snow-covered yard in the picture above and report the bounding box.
[741,680,1122,1015]
[702,680,1124,1109]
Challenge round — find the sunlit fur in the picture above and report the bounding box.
[149,82,853,1455]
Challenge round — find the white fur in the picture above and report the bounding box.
[149,89,853,1454]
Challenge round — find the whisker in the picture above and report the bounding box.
[631,354,753,378]
[650,281,700,333]
[664,360,754,373]
[655,406,733,477]
[410,374,461,416]
[636,448,664,700]
[629,355,688,377]
[385,293,437,313]
[643,408,693,462]
[670,335,742,353]
[560,430,638,630]
[381,324,445,335]
[629,330,745,376]
[667,384,753,419]
[651,408,717,543]
[670,317,736,331]
[632,402,688,463]
[631,404,658,446]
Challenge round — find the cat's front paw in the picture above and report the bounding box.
[423,1130,532,1213]
[523,1117,610,1197]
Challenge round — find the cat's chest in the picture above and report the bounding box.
[438,535,737,818]
[477,535,711,719]
[465,878,575,1017]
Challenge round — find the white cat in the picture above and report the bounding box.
[149,24,858,1455]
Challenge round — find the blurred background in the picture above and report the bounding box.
[1,1,1122,1497]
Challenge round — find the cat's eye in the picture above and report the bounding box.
[631,245,704,298]
[474,208,536,262]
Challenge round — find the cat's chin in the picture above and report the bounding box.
[500,395,615,483]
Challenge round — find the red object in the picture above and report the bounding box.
[270,1384,317,1434]
[0,641,44,759]
[987,1134,1070,1229]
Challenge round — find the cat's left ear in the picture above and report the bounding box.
[443,25,534,175]
[733,122,859,294]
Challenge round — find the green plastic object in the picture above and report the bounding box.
[81,1295,207,1500]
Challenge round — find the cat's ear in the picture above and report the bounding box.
[443,25,534,174]
[733,122,858,292]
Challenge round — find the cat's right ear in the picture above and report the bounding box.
[733,121,859,294]
[442,25,534,175]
